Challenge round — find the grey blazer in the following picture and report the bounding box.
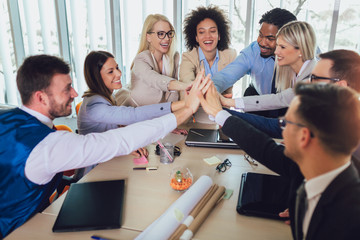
[241,59,317,112]
[130,50,180,106]
[77,94,171,135]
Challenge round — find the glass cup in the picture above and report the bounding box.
[160,143,174,164]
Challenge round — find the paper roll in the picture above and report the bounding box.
[135,175,213,240]
[180,186,226,240]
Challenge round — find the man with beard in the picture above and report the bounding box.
[199,82,360,239]
[0,54,208,238]
[212,8,296,98]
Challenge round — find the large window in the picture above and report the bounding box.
[0,0,359,107]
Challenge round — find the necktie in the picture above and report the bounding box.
[295,182,308,240]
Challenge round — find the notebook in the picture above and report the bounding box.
[52,179,125,232]
[236,172,290,220]
[185,128,240,149]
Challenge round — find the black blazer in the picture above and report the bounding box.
[222,115,360,239]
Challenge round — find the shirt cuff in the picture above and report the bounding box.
[235,98,245,109]
[214,110,232,126]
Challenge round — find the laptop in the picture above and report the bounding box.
[52,179,125,232]
[236,172,290,220]
[185,128,240,149]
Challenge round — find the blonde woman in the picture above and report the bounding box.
[128,14,190,106]
[221,21,317,113]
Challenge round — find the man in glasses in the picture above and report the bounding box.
[212,9,296,102]
[199,82,360,239]
[227,49,360,140]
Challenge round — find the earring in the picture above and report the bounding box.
[299,54,302,58]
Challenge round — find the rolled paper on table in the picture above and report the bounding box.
[169,184,219,240]
[135,175,213,240]
[169,184,218,240]
[179,186,226,240]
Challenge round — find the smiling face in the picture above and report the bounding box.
[100,57,122,92]
[275,35,303,71]
[45,73,78,119]
[257,22,278,58]
[195,18,219,54]
[147,20,173,56]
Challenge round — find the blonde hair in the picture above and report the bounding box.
[274,21,316,91]
[131,14,177,73]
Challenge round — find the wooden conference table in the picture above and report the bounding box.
[6,122,292,240]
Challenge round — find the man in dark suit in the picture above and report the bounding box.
[198,82,360,239]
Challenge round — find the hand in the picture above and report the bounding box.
[168,80,192,92]
[131,147,148,158]
[185,69,212,114]
[222,93,233,98]
[219,94,235,107]
[279,208,290,225]
[197,82,223,117]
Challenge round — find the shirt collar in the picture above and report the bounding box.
[297,60,311,78]
[20,105,54,129]
[198,47,219,63]
[304,161,351,200]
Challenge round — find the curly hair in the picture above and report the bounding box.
[183,5,231,51]
[259,8,297,30]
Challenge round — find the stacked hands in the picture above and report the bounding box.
[182,68,224,118]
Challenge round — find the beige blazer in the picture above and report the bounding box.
[179,47,237,83]
[129,50,180,106]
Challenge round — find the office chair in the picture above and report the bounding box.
[49,124,78,204]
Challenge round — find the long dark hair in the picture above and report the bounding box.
[83,51,116,105]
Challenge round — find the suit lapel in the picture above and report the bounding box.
[305,164,359,239]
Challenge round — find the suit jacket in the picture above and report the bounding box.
[221,115,360,240]
[130,50,179,106]
[242,59,317,111]
[179,47,237,84]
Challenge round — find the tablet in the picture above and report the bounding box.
[52,179,125,232]
[237,172,290,220]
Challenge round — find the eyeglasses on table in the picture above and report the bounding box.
[216,159,232,173]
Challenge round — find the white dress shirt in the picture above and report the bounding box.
[21,106,177,185]
[303,161,351,237]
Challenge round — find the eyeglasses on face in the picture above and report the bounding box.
[216,159,232,173]
[310,74,340,83]
[278,117,314,137]
[147,30,175,39]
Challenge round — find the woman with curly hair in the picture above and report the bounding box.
[180,5,236,98]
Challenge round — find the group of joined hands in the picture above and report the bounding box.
[131,69,222,158]
[131,69,291,223]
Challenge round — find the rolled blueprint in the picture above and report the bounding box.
[135,175,213,240]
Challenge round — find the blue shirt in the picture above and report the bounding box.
[212,41,275,95]
[198,47,219,78]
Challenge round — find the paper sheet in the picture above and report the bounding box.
[133,155,149,165]
[203,156,222,166]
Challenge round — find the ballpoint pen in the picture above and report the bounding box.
[91,235,112,240]
[244,154,258,166]
[190,129,204,137]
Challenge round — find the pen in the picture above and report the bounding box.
[190,129,204,137]
[244,154,258,166]
[133,166,158,171]
[91,235,112,240]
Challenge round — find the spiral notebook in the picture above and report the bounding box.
[52,179,125,232]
